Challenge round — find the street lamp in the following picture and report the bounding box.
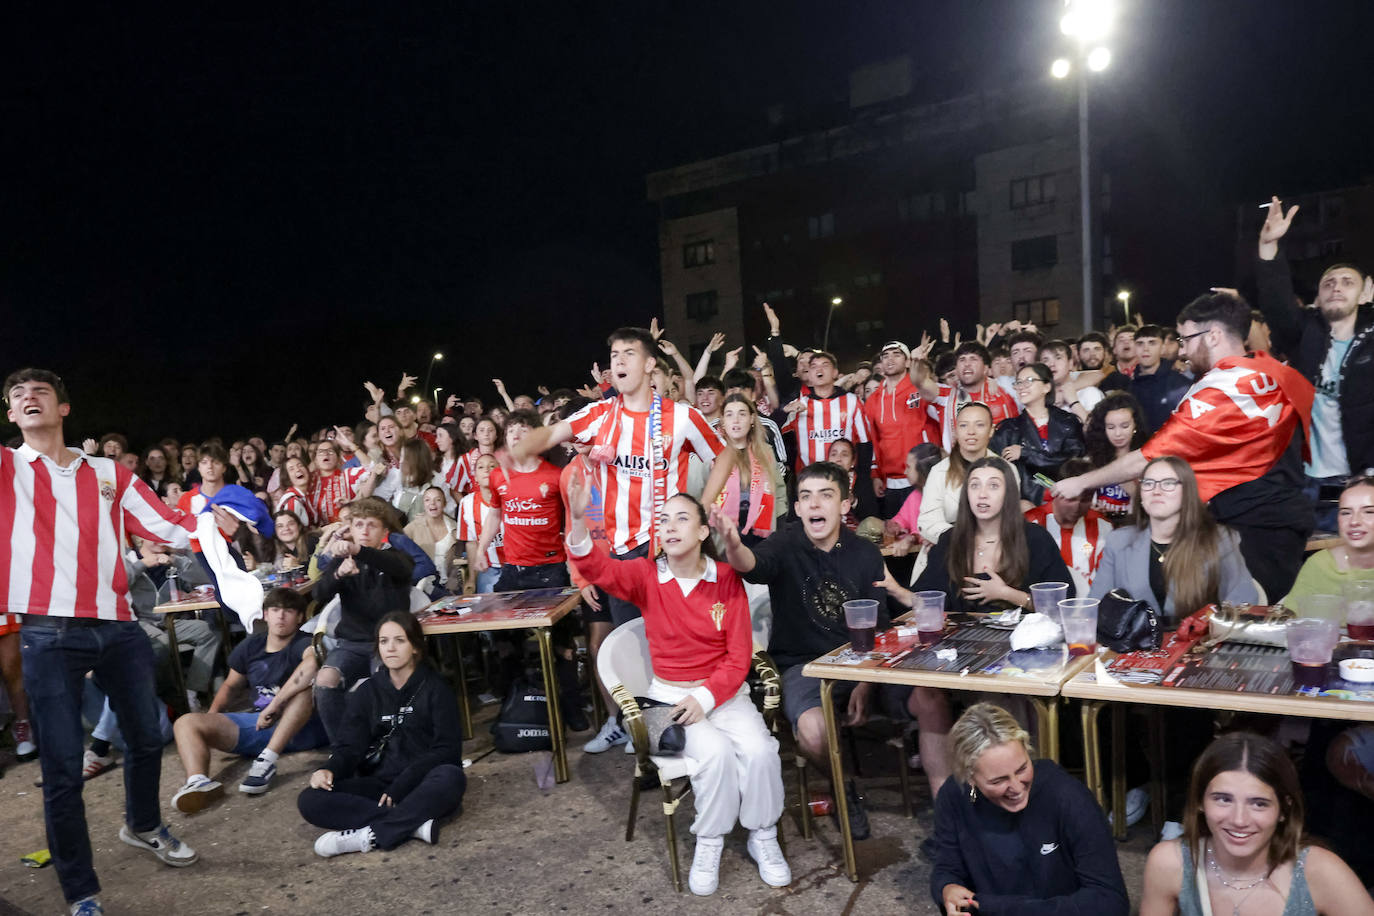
[1051,0,1116,334]
[1116,289,1131,323]
[823,297,842,352]
[423,351,444,399]
[433,387,444,410]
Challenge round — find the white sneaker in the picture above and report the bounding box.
[314,826,376,858]
[1160,820,1184,841]
[1108,786,1151,829]
[118,824,198,867]
[583,718,628,754]
[412,819,436,844]
[184,691,204,714]
[688,837,724,896]
[12,719,36,760]
[625,735,636,754]
[172,776,223,814]
[747,828,791,887]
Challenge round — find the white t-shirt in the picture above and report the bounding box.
[1308,337,1352,478]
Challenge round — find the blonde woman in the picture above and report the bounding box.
[931,703,1127,915]
[701,394,785,545]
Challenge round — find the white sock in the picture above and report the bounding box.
[257,748,280,766]
[188,773,209,785]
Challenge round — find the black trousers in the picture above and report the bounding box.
[1229,522,1309,605]
[297,764,465,849]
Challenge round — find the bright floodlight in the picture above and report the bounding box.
[1117,290,1131,302]
[1087,47,1112,71]
[1051,58,1072,79]
[410,395,420,404]
[831,297,843,306]
[1061,0,1115,42]
[433,352,444,360]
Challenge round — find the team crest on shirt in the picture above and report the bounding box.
[99,480,116,502]
[538,482,550,498]
[709,602,726,631]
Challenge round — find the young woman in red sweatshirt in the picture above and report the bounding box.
[565,475,790,897]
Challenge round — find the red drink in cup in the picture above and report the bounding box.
[1286,618,1339,691]
[914,591,946,647]
[1290,661,1328,689]
[843,599,880,654]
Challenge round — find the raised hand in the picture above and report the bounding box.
[1258,195,1300,255]
[706,332,726,353]
[658,339,679,357]
[751,345,769,370]
[537,385,550,396]
[763,302,781,336]
[707,504,742,549]
[82,437,98,454]
[781,343,799,359]
[566,470,590,520]
[915,331,934,360]
[576,384,600,399]
[649,317,663,341]
[363,380,384,404]
[333,425,357,452]
[976,323,986,344]
[446,393,460,410]
[397,373,418,396]
[940,317,950,343]
[722,346,743,373]
[492,378,507,393]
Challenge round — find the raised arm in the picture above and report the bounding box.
[658,339,695,402]
[1050,449,1148,502]
[509,418,574,461]
[1253,194,1304,350]
[708,503,756,574]
[693,332,725,382]
[492,378,515,412]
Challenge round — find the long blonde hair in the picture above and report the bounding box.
[1138,456,1223,615]
[721,394,784,498]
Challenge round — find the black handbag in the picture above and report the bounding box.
[1096,589,1162,653]
[632,697,688,757]
[490,677,552,753]
[359,682,421,775]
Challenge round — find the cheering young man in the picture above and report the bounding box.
[508,327,723,626]
[864,341,939,518]
[3,368,239,915]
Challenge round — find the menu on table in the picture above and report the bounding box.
[817,621,1072,681]
[419,587,577,624]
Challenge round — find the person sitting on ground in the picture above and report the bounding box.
[931,702,1129,916]
[170,588,326,811]
[992,362,1085,507]
[298,611,465,858]
[312,497,415,741]
[1090,456,1257,624]
[913,456,1071,613]
[1283,476,1374,608]
[1140,731,1374,916]
[568,481,790,896]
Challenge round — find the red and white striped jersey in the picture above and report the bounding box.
[457,490,503,568]
[308,467,368,524]
[440,455,469,497]
[1025,504,1111,585]
[934,380,1020,451]
[274,487,315,528]
[1,445,194,620]
[782,391,871,471]
[566,397,724,555]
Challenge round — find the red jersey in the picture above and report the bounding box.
[566,396,723,554]
[1,447,194,620]
[782,390,871,471]
[1141,353,1313,502]
[560,458,609,590]
[308,467,369,524]
[489,460,565,567]
[935,379,1021,451]
[1025,503,1110,585]
[456,490,503,568]
[864,376,939,481]
[274,487,315,528]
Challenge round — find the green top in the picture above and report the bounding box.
[1282,549,1374,610]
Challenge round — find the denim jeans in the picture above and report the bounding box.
[1304,474,1346,534]
[20,620,166,903]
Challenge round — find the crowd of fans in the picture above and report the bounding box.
[3,194,1374,914]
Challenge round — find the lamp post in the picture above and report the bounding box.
[1051,0,1116,334]
[423,352,444,400]
[1116,289,1131,324]
[823,297,842,352]
[433,387,444,410]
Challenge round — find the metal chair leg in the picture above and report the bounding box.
[797,756,813,840]
[626,770,642,841]
[663,785,683,893]
[894,735,914,818]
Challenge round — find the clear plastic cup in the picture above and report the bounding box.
[914,592,947,646]
[1344,581,1374,641]
[1286,618,1340,688]
[843,599,880,653]
[1031,583,1070,621]
[1059,598,1099,657]
[1304,593,1344,625]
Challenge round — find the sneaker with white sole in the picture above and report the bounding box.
[582,718,628,754]
[688,837,724,896]
[625,735,636,754]
[172,776,224,814]
[69,896,104,916]
[239,757,276,795]
[747,828,791,887]
[82,749,116,780]
[12,719,36,761]
[314,826,376,858]
[119,824,198,867]
[1107,786,1151,829]
[411,819,436,844]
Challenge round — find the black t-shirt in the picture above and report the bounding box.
[229,632,312,711]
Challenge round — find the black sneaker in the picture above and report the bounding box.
[919,836,937,862]
[833,780,870,841]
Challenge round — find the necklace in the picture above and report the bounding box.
[1150,541,1169,564]
[1206,843,1272,916]
[976,537,998,558]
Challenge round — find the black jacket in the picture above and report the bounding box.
[914,522,1072,613]
[1256,249,1374,473]
[316,544,415,643]
[326,663,464,801]
[1129,366,1192,436]
[990,407,1085,504]
[929,760,1129,915]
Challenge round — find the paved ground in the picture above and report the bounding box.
[0,715,1153,916]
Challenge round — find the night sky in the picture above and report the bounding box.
[2,1,1370,446]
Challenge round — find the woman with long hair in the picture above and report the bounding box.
[139,445,180,499]
[298,612,465,858]
[237,442,270,494]
[272,510,318,571]
[567,480,789,896]
[1141,731,1373,915]
[456,453,503,594]
[912,456,1070,613]
[701,393,785,545]
[376,438,436,523]
[1283,476,1374,608]
[1083,392,1148,521]
[917,402,1022,548]
[274,456,316,528]
[885,443,945,557]
[404,485,459,588]
[1090,455,1257,621]
[433,421,467,504]
[992,362,1085,507]
[375,416,404,470]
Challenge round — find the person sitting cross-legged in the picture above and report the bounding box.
[170,587,327,813]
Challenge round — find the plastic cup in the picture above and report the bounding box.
[1286,618,1339,688]
[914,591,947,646]
[1304,593,1344,625]
[843,599,880,653]
[1031,583,1070,622]
[1059,598,1099,657]
[1344,581,1374,641]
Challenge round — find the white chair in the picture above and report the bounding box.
[1252,577,1268,605]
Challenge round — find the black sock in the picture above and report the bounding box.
[90,738,112,757]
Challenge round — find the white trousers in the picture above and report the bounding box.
[647,679,784,838]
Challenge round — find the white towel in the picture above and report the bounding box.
[193,513,263,631]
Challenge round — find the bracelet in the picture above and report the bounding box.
[1069,401,1080,407]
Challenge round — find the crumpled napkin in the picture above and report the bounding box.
[1010,612,1063,651]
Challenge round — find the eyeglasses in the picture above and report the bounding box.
[1012,378,1040,388]
[1176,329,1209,344]
[1139,478,1182,492]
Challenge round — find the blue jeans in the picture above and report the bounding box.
[20,620,167,903]
[475,566,502,594]
[1304,474,1346,534]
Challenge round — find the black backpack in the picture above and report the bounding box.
[490,676,552,753]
